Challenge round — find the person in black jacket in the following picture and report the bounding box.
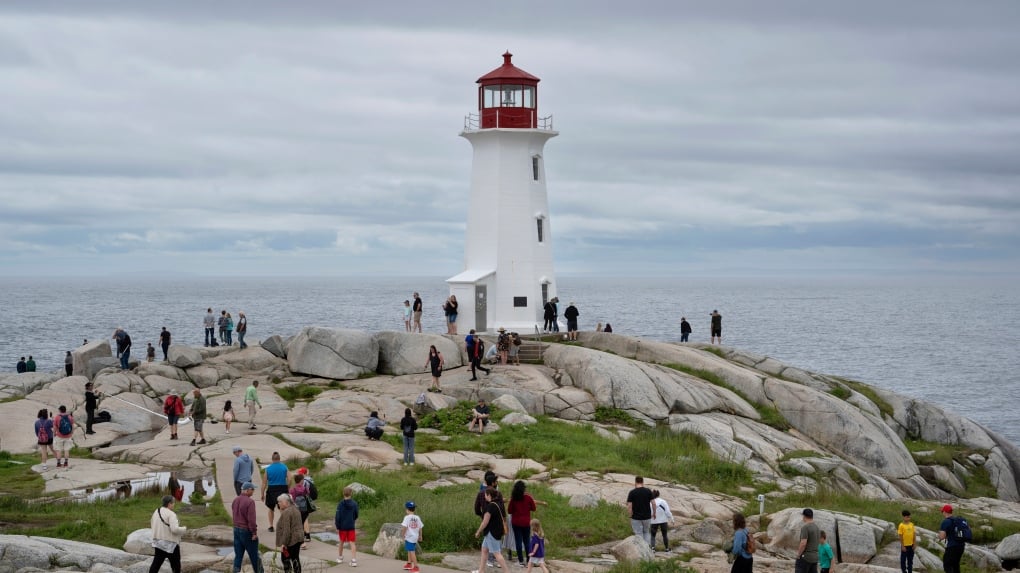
[564,302,580,341]
[680,317,692,343]
[400,408,418,466]
[84,382,101,434]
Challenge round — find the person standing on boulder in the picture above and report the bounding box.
[424,345,444,393]
[84,382,100,435]
[412,292,423,333]
[244,380,262,430]
[680,317,692,343]
[64,351,73,376]
[710,310,723,345]
[159,327,171,362]
[163,392,184,440]
[236,312,248,349]
[626,476,655,548]
[466,330,490,380]
[203,308,215,347]
[564,302,580,341]
[16,357,27,373]
[188,389,207,446]
[400,408,418,466]
[730,512,753,573]
[26,356,36,372]
[795,508,820,573]
[898,510,915,573]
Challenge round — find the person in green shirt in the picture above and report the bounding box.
[819,530,835,573]
[189,389,207,446]
[244,381,262,430]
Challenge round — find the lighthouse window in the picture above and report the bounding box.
[532,156,540,181]
[523,86,535,108]
[536,217,544,243]
[483,85,501,108]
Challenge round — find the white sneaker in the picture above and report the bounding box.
[41,464,48,471]
[225,429,230,434]
[350,559,357,567]
[337,557,343,564]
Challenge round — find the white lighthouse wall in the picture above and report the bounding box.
[459,128,558,332]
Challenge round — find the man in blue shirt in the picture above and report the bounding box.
[261,452,289,533]
[938,504,965,573]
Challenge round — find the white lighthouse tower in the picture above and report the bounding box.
[447,52,558,334]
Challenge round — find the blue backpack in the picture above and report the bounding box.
[952,517,973,542]
[58,414,73,436]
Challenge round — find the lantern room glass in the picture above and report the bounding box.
[481,85,536,109]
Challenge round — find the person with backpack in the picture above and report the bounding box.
[939,504,970,573]
[289,473,314,548]
[163,393,185,440]
[296,467,318,541]
[53,405,75,468]
[34,409,57,471]
[729,512,754,573]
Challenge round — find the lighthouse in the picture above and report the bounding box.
[447,52,559,334]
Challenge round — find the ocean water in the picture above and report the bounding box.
[2,276,1018,445]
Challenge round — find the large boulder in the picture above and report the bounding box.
[287,327,379,379]
[261,334,287,358]
[375,332,462,375]
[87,357,122,379]
[372,523,405,559]
[835,516,879,564]
[72,340,112,378]
[996,533,1020,560]
[208,347,282,372]
[766,378,918,480]
[611,535,655,563]
[766,508,837,558]
[168,345,203,369]
[0,534,144,571]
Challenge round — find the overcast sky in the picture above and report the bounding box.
[2,1,1019,278]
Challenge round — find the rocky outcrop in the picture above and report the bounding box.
[287,327,379,379]
[261,334,288,358]
[72,340,112,377]
[375,332,462,375]
[611,535,655,562]
[0,534,147,571]
[168,345,203,369]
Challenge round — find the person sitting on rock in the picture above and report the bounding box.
[365,411,386,440]
[469,399,491,433]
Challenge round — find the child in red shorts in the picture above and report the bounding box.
[335,486,360,566]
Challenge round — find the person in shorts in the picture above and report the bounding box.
[473,487,509,573]
[335,486,360,566]
[262,452,290,532]
[400,501,423,572]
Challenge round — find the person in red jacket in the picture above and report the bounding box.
[163,393,185,440]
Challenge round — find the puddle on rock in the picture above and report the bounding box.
[312,531,339,544]
[68,471,217,504]
[109,430,161,446]
[217,547,234,556]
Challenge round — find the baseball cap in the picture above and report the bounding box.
[405,501,416,510]
[232,446,243,453]
[942,504,953,513]
[242,482,255,491]
[802,508,813,518]
[297,467,308,475]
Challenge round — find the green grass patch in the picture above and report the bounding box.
[357,372,378,379]
[0,452,46,498]
[836,378,894,417]
[420,401,506,436]
[327,380,347,389]
[276,384,323,406]
[663,364,790,431]
[701,347,726,359]
[315,467,627,559]
[593,406,645,430]
[302,426,328,433]
[829,385,852,400]
[0,490,230,549]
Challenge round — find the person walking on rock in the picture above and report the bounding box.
[729,512,753,573]
[232,445,255,496]
[466,330,490,380]
[275,493,304,573]
[232,482,263,573]
[204,308,215,347]
[474,487,510,573]
[244,381,262,430]
[113,329,132,370]
[163,392,184,440]
[680,317,692,343]
[796,508,820,573]
[424,345,444,393]
[711,310,723,345]
[149,495,186,573]
[34,409,57,470]
[236,312,248,349]
[412,292,423,333]
[626,476,655,548]
[188,389,206,445]
[650,489,675,551]
[159,327,171,362]
[263,452,290,532]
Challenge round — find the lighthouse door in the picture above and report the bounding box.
[475,285,487,332]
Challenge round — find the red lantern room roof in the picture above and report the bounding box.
[477,52,540,84]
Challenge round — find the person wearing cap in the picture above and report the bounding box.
[231,481,263,573]
[710,310,723,345]
[149,494,186,573]
[400,501,424,572]
[262,452,289,533]
[470,398,491,433]
[939,504,965,573]
[232,446,255,496]
[496,328,511,365]
[796,508,820,573]
[564,301,580,341]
